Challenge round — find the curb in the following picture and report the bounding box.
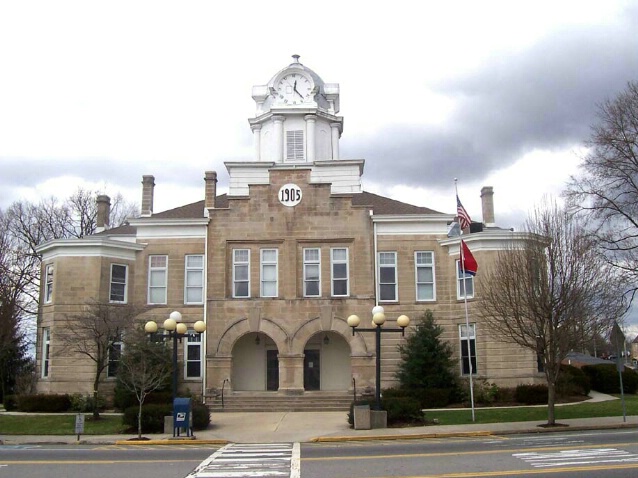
[114,439,229,446]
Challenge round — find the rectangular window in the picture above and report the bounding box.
[331,248,349,297]
[148,255,168,304]
[459,324,477,375]
[185,255,204,304]
[457,260,474,299]
[378,252,397,302]
[286,130,304,161]
[233,249,250,298]
[303,248,321,297]
[415,251,435,301]
[45,264,54,303]
[107,336,122,378]
[260,249,278,297]
[185,334,202,379]
[41,327,50,378]
[110,264,128,303]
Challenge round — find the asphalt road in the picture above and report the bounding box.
[2,428,638,478]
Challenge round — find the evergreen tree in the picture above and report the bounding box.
[396,310,457,391]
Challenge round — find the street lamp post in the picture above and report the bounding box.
[144,311,206,404]
[347,306,410,411]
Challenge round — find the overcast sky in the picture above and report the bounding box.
[2,1,638,334]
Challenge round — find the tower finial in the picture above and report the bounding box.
[292,54,301,63]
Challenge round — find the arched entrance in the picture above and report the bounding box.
[303,331,350,391]
[231,332,279,391]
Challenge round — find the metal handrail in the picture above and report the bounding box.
[352,377,357,403]
[221,378,230,409]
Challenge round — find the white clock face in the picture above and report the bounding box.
[276,73,312,105]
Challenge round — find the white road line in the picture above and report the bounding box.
[514,448,638,468]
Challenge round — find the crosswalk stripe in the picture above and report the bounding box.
[186,442,299,478]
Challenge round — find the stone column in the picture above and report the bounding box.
[273,115,285,162]
[305,114,316,162]
[330,122,341,159]
[277,354,305,394]
[251,124,262,161]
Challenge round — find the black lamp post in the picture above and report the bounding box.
[144,311,206,403]
[347,306,410,411]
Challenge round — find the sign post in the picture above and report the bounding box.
[75,414,85,441]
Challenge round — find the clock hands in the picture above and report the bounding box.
[293,80,305,99]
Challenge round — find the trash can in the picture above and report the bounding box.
[173,397,193,437]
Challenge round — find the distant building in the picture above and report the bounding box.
[35,57,541,406]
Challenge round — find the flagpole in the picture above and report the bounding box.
[455,179,476,422]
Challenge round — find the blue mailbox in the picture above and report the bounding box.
[173,397,192,437]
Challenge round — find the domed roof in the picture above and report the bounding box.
[268,54,326,90]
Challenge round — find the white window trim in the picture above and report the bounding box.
[378,251,398,302]
[331,247,349,297]
[415,251,436,302]
[148,255,168,305]
[459,323,478,376]
[233,249,251,298]
[303,248,321,297]
[44,264,54,303]
[184,255,204,305]
[41,327,50,378]
[184,334,203,379]
[260,249,278,298]
[109,264,128,303]
[456,260,475,299]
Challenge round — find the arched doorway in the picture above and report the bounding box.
[303,331,350,391]
[231,332,279,391]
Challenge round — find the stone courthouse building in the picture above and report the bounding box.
[35,57,540,406]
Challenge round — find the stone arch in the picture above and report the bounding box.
[290,316,369,355]
[215,317,289,355]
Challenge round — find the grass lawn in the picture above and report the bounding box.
[0,414,127,435]
[428,394,637,425]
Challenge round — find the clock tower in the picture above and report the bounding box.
[249,55,343,163]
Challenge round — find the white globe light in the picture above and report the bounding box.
[372,312,386,326]
[176,323,188,335]
[372,305,384,316]
[347,315,361,328]
[169,311,182,322]
[194,321,206,333]
[163,318,177,331]
[144,321,158,334]
[397,315,410,328]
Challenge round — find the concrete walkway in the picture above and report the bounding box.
[1,391,636,445]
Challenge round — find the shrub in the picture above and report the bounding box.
[515,384,548,405]
[17,394,72,412]
[471,379,500,405]
[3,394,18,411]
[123,404,171,434]
[556,364,591,397]
[582,364,638,394]
[192,400,211,430]
[69,393,106,413]
[113,387,172,411]
[382,396,424,425]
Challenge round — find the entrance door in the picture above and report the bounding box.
[266,350,279,391]
[304,350,320,391]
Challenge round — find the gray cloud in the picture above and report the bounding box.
[345,5,638,189]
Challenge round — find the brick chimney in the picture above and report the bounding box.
[96,195,111,233]
[141,175,155,217]
[481,186,495,227]
[204,171,217,215]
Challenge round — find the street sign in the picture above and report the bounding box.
[75,414,85,435]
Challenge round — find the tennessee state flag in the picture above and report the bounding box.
[460,240,478,276]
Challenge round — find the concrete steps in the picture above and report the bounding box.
[207,391,355,412]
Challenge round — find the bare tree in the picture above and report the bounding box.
[59,300,143,418]
[565,80,638,298]
[117,327,172,439]
[475,201,628,425]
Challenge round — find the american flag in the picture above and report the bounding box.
[456,195,472,230]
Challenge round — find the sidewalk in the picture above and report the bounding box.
[1,392,637,446]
